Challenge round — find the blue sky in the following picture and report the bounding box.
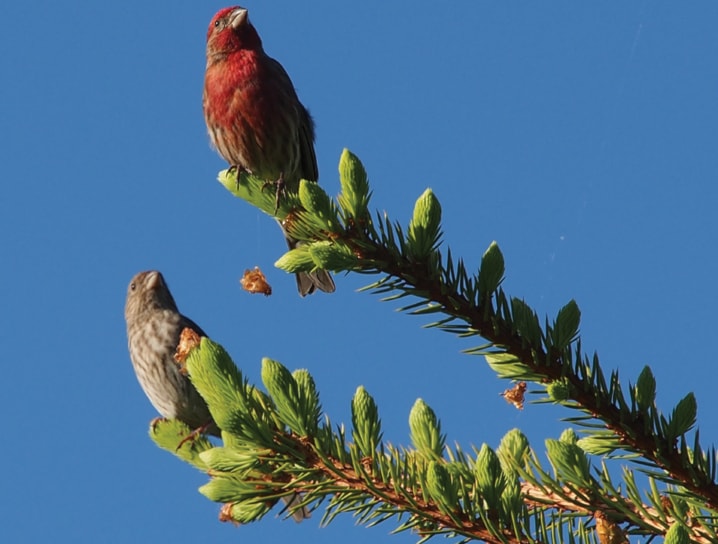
[2,1,717,542]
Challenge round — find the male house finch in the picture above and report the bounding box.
[203,6,335,297]
[125,270,218,435]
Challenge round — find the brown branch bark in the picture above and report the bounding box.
[361,242,718,511]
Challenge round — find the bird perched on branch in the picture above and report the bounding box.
[125,270,218,435]
[203,6,335,296]
[124,270,309,521]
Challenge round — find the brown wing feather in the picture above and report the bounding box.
[297,104,318,182]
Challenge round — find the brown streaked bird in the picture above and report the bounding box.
[124,270,308,521]
[125,270,218,435]
[203,5,335,296]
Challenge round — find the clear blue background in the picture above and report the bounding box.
[2,1,716,542]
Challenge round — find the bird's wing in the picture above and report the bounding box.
[298,104,318,182]
[180,315,208,338]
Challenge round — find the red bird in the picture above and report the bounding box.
[203,6,335,296]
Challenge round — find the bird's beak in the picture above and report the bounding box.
[146,271,162,290]
[229,7,248,30]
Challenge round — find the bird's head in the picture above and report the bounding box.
[206,6,262,56]
[125,270,179,317]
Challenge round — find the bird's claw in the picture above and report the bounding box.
[175,421,212,451]
[150,417,167,435]
[261,173,286,214]
[229,165,247,190]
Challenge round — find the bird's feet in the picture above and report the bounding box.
[175,421,213,451]
[228,165,249,190]
[261,172,286,214]
[150,417,168,435]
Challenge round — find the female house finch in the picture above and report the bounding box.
[125,270,309,521]
[125,270,218,435]
[203,6,335,297]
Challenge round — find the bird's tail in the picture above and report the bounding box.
[295,269,335,296]
[278,221,336,296]
[282,493,311,522]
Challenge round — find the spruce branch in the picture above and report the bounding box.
[139,149,718,542]
[149,335,712,543]
[217,150,718,513]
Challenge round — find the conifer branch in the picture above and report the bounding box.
[144,150,717,543]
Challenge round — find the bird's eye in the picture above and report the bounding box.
[215,19,221,27]
[130,282,136,291]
